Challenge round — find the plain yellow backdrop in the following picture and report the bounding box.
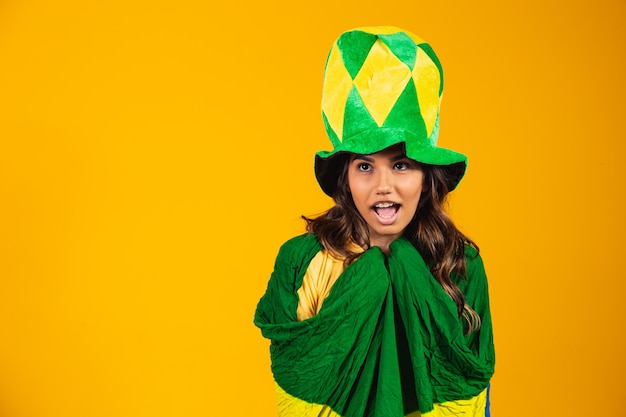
[0,0,624,416]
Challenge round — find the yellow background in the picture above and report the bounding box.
[0,0,624,416]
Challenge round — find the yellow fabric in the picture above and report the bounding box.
[412,47,441,138]
[276,381,487,417]
[353,39,411,127]
[275,383,342,417]
[321,44,353,141]
[296,249,348,321]
[409,388,488,417]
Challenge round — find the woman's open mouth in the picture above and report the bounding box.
[373,202,400,224]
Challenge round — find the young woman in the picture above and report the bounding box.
[255,26,495,417]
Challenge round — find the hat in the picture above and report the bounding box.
[315,26,467,196]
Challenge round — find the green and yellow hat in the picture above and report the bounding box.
[315,26,467,196]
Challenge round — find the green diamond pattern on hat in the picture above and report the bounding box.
[342,86,379,140]
[315,26,468,197]
[321,27,443,143]
[382,78,427,143]
[336,31,377,80]
[378,32,418,70]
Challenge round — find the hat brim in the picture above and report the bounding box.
[314,129,467,196]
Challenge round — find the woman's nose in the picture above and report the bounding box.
[376,169,392,194]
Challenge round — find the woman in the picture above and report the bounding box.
[255,26,495,417]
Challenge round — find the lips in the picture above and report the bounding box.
[373,201,400,222]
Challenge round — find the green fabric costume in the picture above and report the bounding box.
[255,233,495,416]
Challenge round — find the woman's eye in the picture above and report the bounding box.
[357,163,372,172]
[394,161,409,170]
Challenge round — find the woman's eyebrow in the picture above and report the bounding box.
[353,153,408,162]
[390,154,409,162]
[353,155,374,162]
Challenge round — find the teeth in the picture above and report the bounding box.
[375,202,395,208]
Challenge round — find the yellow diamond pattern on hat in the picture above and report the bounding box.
[321,44,354,142]
[353,39,411,127]
[413,47,441,138]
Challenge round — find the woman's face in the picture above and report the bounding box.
[348,144,424,251]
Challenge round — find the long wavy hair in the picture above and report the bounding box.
[303,154,481,332]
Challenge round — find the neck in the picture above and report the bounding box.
[369,237,395,256]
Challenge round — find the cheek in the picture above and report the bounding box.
[400,176,424,196]
[350,190,369,212]
[347,175,367,203]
